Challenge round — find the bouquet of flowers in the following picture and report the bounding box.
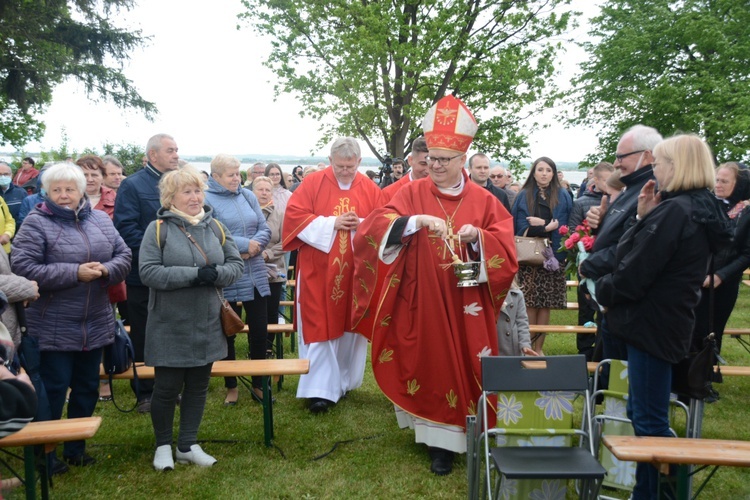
[558,220,596,276]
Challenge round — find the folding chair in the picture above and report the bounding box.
[590,359,690,499]
[472,355,605,500]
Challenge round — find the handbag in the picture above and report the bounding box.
[515,230,548,267]
[103,319,139,413]
[672,257,723,400]
[177,225,244,337]
[217,289,245,337]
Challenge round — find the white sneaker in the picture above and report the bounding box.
[175,445,217,467]
[153,445,174,471]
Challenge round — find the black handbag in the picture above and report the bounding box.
[672,257,723,400]
[103,320,139,412]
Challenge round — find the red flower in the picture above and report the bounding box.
[569,232,581,244]
[564,237,576,250]
[575,225,585,233]
[581,235,595,251]
[559,225,569,236]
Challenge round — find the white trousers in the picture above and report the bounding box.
[296,328,367,403]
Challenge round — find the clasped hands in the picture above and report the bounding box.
[77,262,109,282]
[416,215,479,243]
[192,263,219,286]
[526,216,558,233]
[334,211,360,231]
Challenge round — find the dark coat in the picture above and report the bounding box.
[114,164,164,286]
[579,166,654,280]
[512,186,572,261]
[0,183,27,221]
[568,189,603,229]
[11,199,132,351]
[596,189,732,363]
[482,180,511,213]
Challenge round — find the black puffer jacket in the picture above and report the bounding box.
[596,188,732,364]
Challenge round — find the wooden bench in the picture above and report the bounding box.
[0,417,102,500]
[100,359,309,447]
[603,435,750,499]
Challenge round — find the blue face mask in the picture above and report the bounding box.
[0,176,10,188]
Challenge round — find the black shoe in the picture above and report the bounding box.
[137,398,152,414]
[64,453,96,467]
[48,455,69,476]
[308,397,334,414]
[428,447,454,476]
[705,387,720,404]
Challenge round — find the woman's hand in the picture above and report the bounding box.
[0,365,34,389]
[544,219,559,232]
[637,179,662,219]
[456,224,479,243]
[77,262,103,282]
[416,216,447,238]
[526,216,546,226]
[247,240,261,257]
[702,274,723,288]
[522,347,539,356]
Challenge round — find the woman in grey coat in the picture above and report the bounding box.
[139,167,243,471]
[496,282,538,357]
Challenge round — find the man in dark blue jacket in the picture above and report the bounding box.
[114,134,179,412]
[468,153,511,212]
[579,125,662,361]
[0,162,27,221]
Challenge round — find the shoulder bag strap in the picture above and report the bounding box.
[178,225,210,265]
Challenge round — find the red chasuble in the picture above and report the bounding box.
[282,168,384,344]
[352,173,517,429]
[381,174,411,203]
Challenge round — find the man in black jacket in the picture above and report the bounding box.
[579,125,662,361]
[468,153,510,212]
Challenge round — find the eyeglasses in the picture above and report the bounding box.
[614,150,645,161]
[426,153,463,166]
[489,174,504,179]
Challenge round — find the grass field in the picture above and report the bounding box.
[3,286,750,499]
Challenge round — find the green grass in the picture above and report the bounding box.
[4,288,750,499]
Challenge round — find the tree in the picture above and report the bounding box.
[0,0,157,148]
[239,0,575,167]
[569,0,750,166]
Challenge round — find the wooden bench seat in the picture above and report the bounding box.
[530,324,595,334]
[0,417,102,500]
[100,359,308,447]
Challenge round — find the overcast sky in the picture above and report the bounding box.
[20,0,602,162]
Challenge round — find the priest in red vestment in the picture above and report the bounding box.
[352,96,518,475]
[282,137,384,414]
[381,136,431,202]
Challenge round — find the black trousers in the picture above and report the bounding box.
[225,291,268,389]
[126,284,154,400]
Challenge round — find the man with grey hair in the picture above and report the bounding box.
[282,137,384,414]
[580,124,662,361]
[114,133,179,412]
[0,161,27,221]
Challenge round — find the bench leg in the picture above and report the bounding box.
[275,332,284,391]
[262,375,274,447]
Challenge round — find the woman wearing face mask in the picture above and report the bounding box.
[511,156,572,355]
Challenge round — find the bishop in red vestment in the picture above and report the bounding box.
[352,96,517,475]
[282,137,384,414]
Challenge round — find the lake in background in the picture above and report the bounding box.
[187,162,589,187]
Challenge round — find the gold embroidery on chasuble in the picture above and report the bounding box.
[378,349,393,364]
[467,400,477,416]
[330,196,355,304]
[380,314,392,327]
[407,379,420,396]
[486,254,505,269]
[446,389,458,409]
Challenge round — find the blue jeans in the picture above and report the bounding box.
[39,348,103,457]
[626,344,674,499]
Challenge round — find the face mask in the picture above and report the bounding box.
[0,177,10,188]
[40,188,47,198]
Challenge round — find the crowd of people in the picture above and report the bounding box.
[0,96,744,498]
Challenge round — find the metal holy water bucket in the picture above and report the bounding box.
[452,261,481,287]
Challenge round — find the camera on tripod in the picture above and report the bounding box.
[380,155,393,175]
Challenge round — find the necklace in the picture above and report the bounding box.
[435,195,465,254]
